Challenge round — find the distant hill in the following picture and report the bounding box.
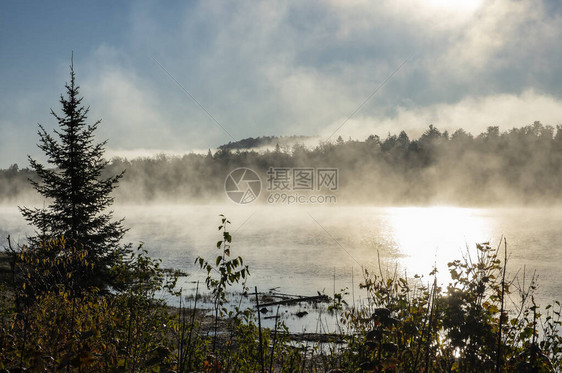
[218,135,313,150]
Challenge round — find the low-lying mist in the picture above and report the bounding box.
[2,121,562,207]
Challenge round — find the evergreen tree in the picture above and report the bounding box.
[19,56,127,292]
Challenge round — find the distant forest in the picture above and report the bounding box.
[218,135,312,150]
[3,121,562,205]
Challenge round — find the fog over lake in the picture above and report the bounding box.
[3,204,560,309]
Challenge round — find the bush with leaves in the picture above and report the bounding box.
[195,215,261,370]
[0,238,178,372]
[336,241,561,372]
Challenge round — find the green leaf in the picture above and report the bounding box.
[451,270,459,280]
[224,232,232,243]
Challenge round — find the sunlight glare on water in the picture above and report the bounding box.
[384,206,494,278]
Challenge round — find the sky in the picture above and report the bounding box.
[1,0,562,167]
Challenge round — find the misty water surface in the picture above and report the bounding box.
[2,204,560,306]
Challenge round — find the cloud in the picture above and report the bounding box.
[75,0,562,151]
[1,0,561,168]
[83,66,164,145]
[321,90,562,140]
[104,147,209,160]
[80,45,223,152]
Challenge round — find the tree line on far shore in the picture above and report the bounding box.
[3,121,562,205]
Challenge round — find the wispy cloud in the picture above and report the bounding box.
[1,0,561,167]
[319,90,562,141]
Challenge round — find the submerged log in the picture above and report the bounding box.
[288,332,346,343]
[259,294,330,308]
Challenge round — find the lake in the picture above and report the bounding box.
[2,204,561,331]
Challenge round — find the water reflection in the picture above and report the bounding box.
[383,206,494,278]
[0,204,559,308]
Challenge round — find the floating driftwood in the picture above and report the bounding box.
[288,333,346,344]
[259,294,330,308]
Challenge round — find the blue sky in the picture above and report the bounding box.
[1,0,562,167]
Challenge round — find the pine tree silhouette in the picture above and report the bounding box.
[19,55,127,292]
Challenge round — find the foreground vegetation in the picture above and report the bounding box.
[1,218,560,372]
